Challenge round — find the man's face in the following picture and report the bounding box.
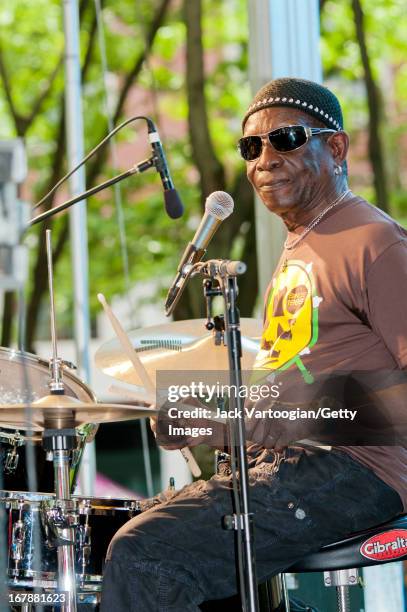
[244,107,335,217]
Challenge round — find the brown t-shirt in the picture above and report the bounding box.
[253,194,407,509]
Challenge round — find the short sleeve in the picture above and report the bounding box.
[366,240,407,367]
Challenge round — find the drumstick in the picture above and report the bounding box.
[97,293,202,478]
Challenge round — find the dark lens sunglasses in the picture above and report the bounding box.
[238,125,337,161]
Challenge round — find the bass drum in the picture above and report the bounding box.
[0,347,96,493]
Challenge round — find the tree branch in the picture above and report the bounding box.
[23,57,64,131]
[0,0,91,139]
[175,0,257,320]
[25,0,94,134]
[86,0,172,186]
[184,0,226,199]
[113,0,172,125]
[1,292,15,347]
[0,42,25,135]
[25,0,169,349]
[351,0,389,211]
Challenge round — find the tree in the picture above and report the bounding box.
[1,0,405,350]
[0,0,172,350]
[351,0,389,212]
[177,0,257,320]
[24,0,172,351]
[0,0,256,349]
[320,0,407,213]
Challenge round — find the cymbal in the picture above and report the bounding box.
[0,394,158,431]
[95,318,262,387]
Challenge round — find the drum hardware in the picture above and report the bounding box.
[10,502,26,573]
[48,359,77,392]
[76,516,91,577]
[41,498,78,548]
[1,430,25,474]
[0,346,97,493]
[0,397,153,607]
[1,492,142,598]
[42,424,78,611]
[76,497,141,516]
[41,231,81,610]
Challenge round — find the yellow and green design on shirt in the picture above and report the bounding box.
[254,260,322,383]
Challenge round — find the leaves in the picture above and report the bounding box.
[0,0,406,341]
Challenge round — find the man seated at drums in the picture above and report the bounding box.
[100,78,407,611]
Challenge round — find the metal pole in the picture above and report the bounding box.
[62,0,96,495]
[54,449,78,612]
[223,275,259,612]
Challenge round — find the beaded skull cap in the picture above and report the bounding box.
[242,77,344,132]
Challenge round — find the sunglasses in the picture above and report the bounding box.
[237,125,337,161]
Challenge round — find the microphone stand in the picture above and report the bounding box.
[191,259,260,612]
[29,157,155,226]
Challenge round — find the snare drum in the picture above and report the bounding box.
[1,491,141,590]
[0,347,96,492]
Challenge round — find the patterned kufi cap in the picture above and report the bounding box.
[242,77,344,131]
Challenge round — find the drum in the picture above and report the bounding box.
[1,491,141,590]
[0,347,96,492]
[73,496,142,585]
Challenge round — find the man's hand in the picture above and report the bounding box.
[149,400,226,450]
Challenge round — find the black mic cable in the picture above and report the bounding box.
[33,115,152,211]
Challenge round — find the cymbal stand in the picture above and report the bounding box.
[44,230,78,612]
[46,229,65,395]
[193,259,259,612]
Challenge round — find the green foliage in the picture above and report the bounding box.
[321,0,407,213]
[0,0,250,338]
[1,0,406,339]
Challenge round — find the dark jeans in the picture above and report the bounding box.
[100,445,403,611]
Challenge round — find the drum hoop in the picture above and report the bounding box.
[0,491,141,512]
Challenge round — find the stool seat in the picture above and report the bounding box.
[290,513,407,572]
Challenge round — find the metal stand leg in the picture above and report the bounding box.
[336,586,350,612]
[43,428,78,612]
[324,569,358,612]
[270,574,290,612]
[54,449,77,611]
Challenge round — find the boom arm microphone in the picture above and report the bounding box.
[147,120,184,219]
[165,190,234,315]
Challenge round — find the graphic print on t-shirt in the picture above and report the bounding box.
[254,260,322,383]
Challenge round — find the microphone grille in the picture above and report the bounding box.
[205,191,234,220]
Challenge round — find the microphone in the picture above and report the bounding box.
[199,259,247,277]
[147,120,184,219]
[165,190,234,315]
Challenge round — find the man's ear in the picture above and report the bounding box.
[328,130,350,165]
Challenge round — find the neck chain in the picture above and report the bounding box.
[284,189,352,251]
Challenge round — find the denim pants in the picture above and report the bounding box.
[100,446,403,611]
